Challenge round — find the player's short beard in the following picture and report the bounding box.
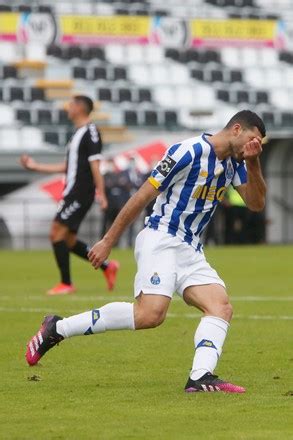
[230,141,244,163]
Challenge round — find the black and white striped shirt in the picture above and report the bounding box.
[63,123,103,199]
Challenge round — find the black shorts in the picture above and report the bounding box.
[54,195,94,233]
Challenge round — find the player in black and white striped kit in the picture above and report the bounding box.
[21,95,119,295]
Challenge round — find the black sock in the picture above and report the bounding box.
[100,261,109,271]
[52,240,71,285]
[70,240,89,260]
[71,240,108,271]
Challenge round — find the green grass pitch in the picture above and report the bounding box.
[0,246,293,439]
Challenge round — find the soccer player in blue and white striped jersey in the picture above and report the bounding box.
[26,111,266,393]
[147,131,248,250]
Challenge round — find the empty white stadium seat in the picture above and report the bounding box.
[260,48,278,68]
[20,127,43,150]
[256,0,291,7]
[221,47,240,68]
[178,109,213,130]
[150,65,170,85]
[125,45,145,64]
[265,69,284,89]
[196,113,222,130]
[175,86,197,109]
[153,86,176,108]
[95,3,115,15]
[144,45,164,64]
[239,48,259,69]
[106,45,125,64]
[73,3,93,14]
[45,64,71,80]
[129,65,150,85]
[244,67,265,88]
[0,128,20,150]
[25,43,46,62]
[169,64,190,85]
[193,86,216,112]
[271,88,293,110]
[0,42,18,63]
[283,67,293,88]
[54,1,74,14]
[170,6,194,18]
[0,105,15,126]
[202,5,227,18]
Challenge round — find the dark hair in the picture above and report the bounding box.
[225,110,266,138]
[73,95,94,115]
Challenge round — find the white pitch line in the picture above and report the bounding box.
[231,296,293,302]
[168,313,293,321]
[0,294,293,302]
[0,306,292,320]
[0,295,131,302]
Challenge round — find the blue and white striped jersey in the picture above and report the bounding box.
[147,133,247,249]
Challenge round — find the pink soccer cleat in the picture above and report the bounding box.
[185,372,246,393]
[26,315,64,366]
[47,282,75,296]
[103,260,120,291]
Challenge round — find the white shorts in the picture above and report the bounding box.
[134,228,225,299]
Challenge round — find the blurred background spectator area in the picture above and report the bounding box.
[0,0,293,247]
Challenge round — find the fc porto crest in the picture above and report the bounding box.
[150,272,161,285]
[225,159,234,180]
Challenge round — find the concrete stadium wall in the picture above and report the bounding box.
[265,137,293,243]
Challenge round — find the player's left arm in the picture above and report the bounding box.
[88,180,159,268]
[87,125,107,210]
[235,137,266,212]
[89,160,107,210]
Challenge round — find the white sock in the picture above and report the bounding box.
[56,302,135,338]
[190,316,229,381]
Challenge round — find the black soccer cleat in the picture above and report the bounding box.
[26,315,64,366]
[185,372,246,393]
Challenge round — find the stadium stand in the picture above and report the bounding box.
[0,1,293,247]
[0,0,293,151]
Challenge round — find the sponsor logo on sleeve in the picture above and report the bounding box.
[89,124,99,143]
[156,155,176,177]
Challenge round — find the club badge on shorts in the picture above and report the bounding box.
[150,272,161,285]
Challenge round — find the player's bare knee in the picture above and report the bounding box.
[212,300,233,322]
[49,222,67,243]
[135,307,166,329]
[134,293,170,329]
[147,309,166,328]
[204,297,232,322]
[221,301,233,321]
[213,290,233,321]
